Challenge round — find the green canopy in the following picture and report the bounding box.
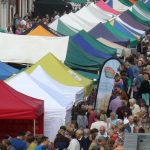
[119,0,133,6]
[76,70,99,80]
[132,7,150,22]
[136,1,150,14]
[78,30,117,56]
[65,38,105,71]
[127,10,150,26]
[65,31,117,75]
[69,0,87,4]
[57,20,77,36]
[105,22,138,48]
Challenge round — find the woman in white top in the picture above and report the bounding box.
[67,131,80,150]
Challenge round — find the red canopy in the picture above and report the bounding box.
[0,81,44,120]
[96,0,120,15]
[0,81,44,138]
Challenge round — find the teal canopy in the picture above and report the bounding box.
[136,1,150,14]
[76,31,117,56]
[127,10,150,27]
[132,7,150,21]
[65,31,118,78]
[57,20,77,36]
[119,0,133,6]
[105,22,138,47]
[65,38,105,71]
[76,70,99,80]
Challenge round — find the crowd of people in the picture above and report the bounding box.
[5,11,64,35]
[0,40,149,149]
[1,1,150,149]
[5,2,86,35]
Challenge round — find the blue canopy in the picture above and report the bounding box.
[72,34,112,59]
[0,62,19,80]
[145,0,150,6]
[113,20,136,38]
[119,11,150,34]
[117,20,143,37]
[89,23,130,47]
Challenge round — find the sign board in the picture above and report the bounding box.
[96,58,121,111]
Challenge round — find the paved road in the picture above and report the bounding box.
[138,139,150,150]
[124,133,150,150]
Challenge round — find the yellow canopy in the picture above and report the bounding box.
[27,25,55,37]
[25,53,93,96]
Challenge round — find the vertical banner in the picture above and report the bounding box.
[96,59,121,111]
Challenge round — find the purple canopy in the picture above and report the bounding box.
[89,23,130,47]
[119,11,150,34]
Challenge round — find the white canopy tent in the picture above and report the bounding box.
[56,14,86,31]
[112,0,130,12]
[6,72,66,142]
[0,33,69,64]
[68,13,92,31]
[97,37,131,57]
[48,16,81,32]
[31,77,73,125]
[49,19,58,31]
[75,5,105,27]
[30,66,84,104]
[91,2,114,16]
[86,3,113,21]
[49,3,113,32]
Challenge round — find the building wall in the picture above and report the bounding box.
[0,0,33,29]
[0,0,9,29]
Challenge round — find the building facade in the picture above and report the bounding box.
[0,0,34,29]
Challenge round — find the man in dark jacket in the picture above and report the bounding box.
[139,73,150,106]
[125,115,134,133]
[76,129,90,150]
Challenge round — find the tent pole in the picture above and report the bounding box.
[33,119,36,136]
